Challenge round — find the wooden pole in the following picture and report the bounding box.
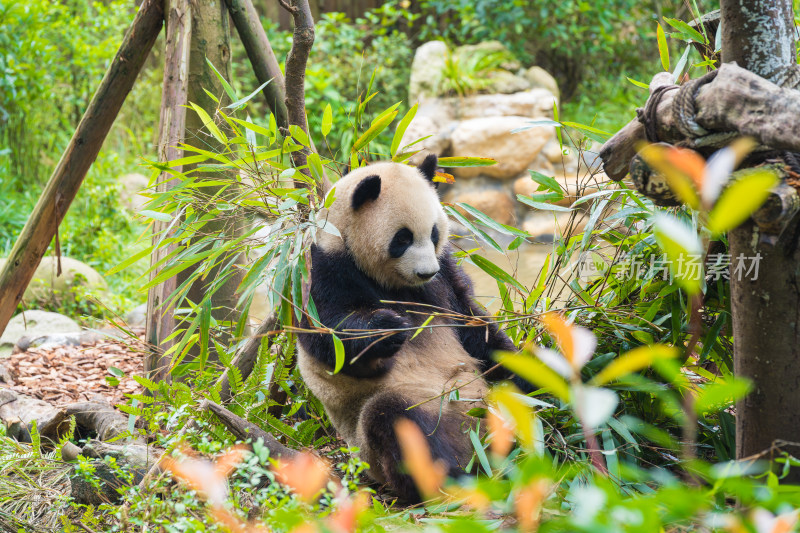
[225,0,289,129]
[720,0,800,479]
[145,0,193,383]
[0,0,164,336]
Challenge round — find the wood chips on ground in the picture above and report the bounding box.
[1,331,145,406]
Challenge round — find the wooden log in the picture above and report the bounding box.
[205,400,297,458]
[145,0,193,384]
[599,63,800,181]
[225,0,290,129]
[64,398,134,442]
[0,0,164,336]
[0,388,70,444]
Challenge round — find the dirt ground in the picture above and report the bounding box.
[0,331,145,407]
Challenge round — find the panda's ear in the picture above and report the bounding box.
[418,154,439,188]
[351,175,381,210]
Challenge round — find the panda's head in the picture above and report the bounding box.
[319,155,449,289]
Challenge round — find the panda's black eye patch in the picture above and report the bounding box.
[389,228,413,258]
[431,224,440,247]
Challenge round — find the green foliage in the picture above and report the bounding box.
[0,0,157,319]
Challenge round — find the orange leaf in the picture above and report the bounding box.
[433,170,455,184]
[665,146,706,191]
[163,445,247,505]
[326,493,369,533]
[487,409,514,457]
[273,452,331,502]
[395,418,447,499]
[540,313,574,364]
[515,479,551,533]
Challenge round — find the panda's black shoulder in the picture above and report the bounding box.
[306,244,381,304]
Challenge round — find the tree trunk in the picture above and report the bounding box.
[146,0,192,384]
[721,0,800,476]
[177,0,247,366]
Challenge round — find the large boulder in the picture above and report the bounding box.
[456,89,557,120]
[409,41,448,103]
[447,189,516,227]
[19,256,108,307]
[0,310,81,356]
[524,66,560,99]
[455,41,521,71]
[450,116,555,179]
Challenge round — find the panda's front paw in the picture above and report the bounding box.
[369,309,412,356]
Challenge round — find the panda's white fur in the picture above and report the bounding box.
[316,161,449,288]
[297,156,521,502]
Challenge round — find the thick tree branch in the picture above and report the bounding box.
[146,0,192,383]
[282,0,318,189]
[599,63,800,181]
[224,0,289,128]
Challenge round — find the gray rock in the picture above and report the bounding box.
[125,303,148,327]
[409,41,448,103]
[0,256,108,308]
[524,66,560,99]
[454,89,557,120]
[0,310,81,357]
[482,70,532,94]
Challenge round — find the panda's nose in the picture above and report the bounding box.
[416,269,439,281]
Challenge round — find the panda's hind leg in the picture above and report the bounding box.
[358,392,467,503]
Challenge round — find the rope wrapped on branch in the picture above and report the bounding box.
[599,63,800,181]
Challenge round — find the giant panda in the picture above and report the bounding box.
[297,155,526,502]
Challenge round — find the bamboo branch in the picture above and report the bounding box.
[205,400,297,458]
[0,0,164,336]
[225,0,289,128]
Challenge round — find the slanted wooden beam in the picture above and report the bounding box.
[0,0,164,336]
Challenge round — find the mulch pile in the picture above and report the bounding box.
[1,331,145,406]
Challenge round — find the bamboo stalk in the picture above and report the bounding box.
[0,0,164,336]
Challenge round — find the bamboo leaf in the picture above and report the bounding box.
[352,110,398,152]
[390,103,418,157]
[517,194,573,212]
[189,102,226,144]
[227,79,272,110]
[496,352,570,402]
[707,169,779,236]
[657,22,670,71]
[590,345,679,386]
[664,17,708,44]
[470,254,526,291]
[437,156,497,167]
[332,334,345,374]
[321,103,333,137]
[206,58,237,102]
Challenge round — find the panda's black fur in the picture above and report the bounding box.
[297,155,527,503]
